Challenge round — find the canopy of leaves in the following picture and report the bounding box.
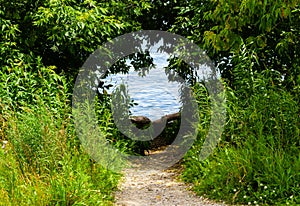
[171,0,300,94]
[0,0,152,76]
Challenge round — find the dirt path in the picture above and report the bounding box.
[114,163,227,206]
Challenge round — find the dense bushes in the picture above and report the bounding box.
[181,66,300,205]
[175,8,300,200]
[0,1,152,204]
[1,0,299,205]
[0,66,120,205]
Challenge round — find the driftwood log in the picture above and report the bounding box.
[129,112,180,129]
[129,112,181,151]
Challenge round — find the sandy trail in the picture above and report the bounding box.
[114,163,227,206]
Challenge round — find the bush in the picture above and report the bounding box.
[182,72,300,205]
[0,64,120,205]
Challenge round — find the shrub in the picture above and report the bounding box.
[182,72,300,205]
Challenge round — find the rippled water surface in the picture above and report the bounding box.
[105,68,182,121]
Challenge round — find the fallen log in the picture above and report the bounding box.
[128,112,181,154]
[129,116,151,129]
[129,112,180,129]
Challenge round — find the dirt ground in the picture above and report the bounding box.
[114,161,227,206]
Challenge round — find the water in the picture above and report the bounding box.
[104,68,182,121]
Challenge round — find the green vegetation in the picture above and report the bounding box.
[0,0,150,204]
[172,1,300,205]
[1,0,299,205]
[184,73,300,205]
[0,66,121,205]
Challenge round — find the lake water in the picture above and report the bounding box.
[104,68,182,121]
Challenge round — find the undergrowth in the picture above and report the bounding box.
[182,69,300,205]
[0,65,120,205]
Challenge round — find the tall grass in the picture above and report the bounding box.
[0,65,120,205]
[182,70,300,205]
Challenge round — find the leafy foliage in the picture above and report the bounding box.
[171,1,300,90]
[0,0,299,204]
[171,1,300,205]
[183,81,300,205]
[0,0,152,76]
[1,105,120,205]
